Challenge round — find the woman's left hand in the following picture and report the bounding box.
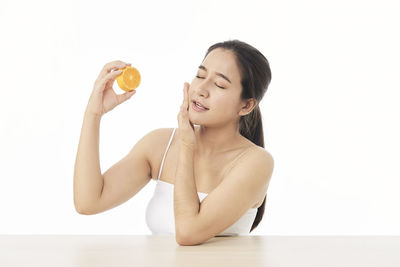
[177,82,196,150]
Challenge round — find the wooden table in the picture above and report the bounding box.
[1,235,399,267]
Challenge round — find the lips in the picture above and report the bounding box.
[192,100,209,110]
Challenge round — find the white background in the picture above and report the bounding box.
[0,0,399,235]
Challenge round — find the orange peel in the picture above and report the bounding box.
[116,66,141,92]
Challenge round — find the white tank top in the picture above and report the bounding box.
[145,128,258,236]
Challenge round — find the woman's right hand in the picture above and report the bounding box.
[86,60,137,117]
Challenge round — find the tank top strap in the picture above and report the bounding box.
[157,128,177,181]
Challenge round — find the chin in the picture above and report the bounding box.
[189,112,212,127]
[188,117,199,125]
[188,116,202,127]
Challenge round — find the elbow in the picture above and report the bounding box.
[175,231,204,246]
[175,220,205,246]
[175,224,191,246]
[175,235,198,246]
[74,205,91,215]
[75,207,93,215]
[74,200,95,215]
[73,191,100,215]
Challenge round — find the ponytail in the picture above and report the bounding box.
[239,105,267,232]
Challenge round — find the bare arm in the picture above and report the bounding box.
[73,60,140,214]
[73,119,156,215]
[73,110,104,214]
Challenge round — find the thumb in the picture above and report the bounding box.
[117,90,136,104]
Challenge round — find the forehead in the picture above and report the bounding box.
[201,48,241,83]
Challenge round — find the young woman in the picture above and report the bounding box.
[74,40,274,246]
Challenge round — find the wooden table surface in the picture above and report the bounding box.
[1,235,399,267]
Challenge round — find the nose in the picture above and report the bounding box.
[193,80,210,98]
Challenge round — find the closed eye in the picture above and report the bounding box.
[195,75,225,89]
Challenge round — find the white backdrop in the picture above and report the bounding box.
[0,0,399,235]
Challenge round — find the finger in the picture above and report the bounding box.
[177,112,183,127]
[180,95,188,110]
[182,82,189,108]
[117,90,136,104]
[104,60,131,72]
[178,106,186,119]
[180,105,189,119]
[183,82,188,98]
[95,69,123,93]
[185,83,190,110]
[181,85,185,105]
[180,92,187,109]
[177,113,181,126]
[185,82,190,99]
[99,60,131,79]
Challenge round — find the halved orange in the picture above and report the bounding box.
[116,66,141,92]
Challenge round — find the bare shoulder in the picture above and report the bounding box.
[239,136,274,164]
[145,127,175,141]
[253,146,274,165]
[141,127,176,177]
[238,144,274,177]
[225,145,274,202]
[140,127,175,154]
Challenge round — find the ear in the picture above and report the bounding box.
[238,98,258,116]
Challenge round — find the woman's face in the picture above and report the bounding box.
[189,48,245,127]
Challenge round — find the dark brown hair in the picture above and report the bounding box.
[203,39,272,232]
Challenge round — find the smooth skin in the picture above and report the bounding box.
[173,49,273,245]
[74,53,273,243]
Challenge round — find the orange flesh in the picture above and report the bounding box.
[116,66,141,91]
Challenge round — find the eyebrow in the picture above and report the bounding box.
[198,65,232,84]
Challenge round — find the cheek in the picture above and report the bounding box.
[190,78,197,88]
[218,97,241,113]
[217,95,234,106]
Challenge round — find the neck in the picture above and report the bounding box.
[194,123,242,156]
